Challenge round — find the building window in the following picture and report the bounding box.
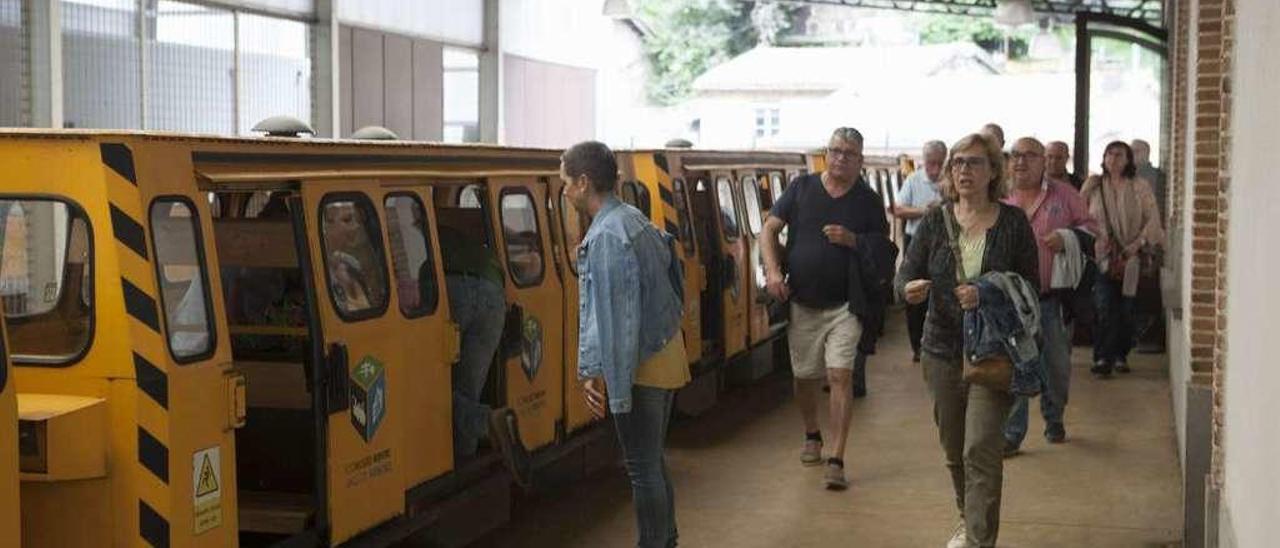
[444,47,480,143]
[754,107,780,138]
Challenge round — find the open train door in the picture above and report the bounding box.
[297,182,407,544]
[484,177,565,452]
[709,172,749,359]
[0,314,14,546]
[545,177,594,435]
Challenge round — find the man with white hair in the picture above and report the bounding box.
[891,140,946,362]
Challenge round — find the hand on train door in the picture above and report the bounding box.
[583,377,608,419]
[765,270,790,303]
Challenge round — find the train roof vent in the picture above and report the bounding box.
[351,126,399,140]
[664,138,693,148]
[251,115,315,138]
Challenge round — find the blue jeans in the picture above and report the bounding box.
[613,385,678,548]
[1092,275,1136,364]
[447,274,506,458]
[1004,298,1071,446]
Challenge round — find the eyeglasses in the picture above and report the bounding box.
[827,147,862,160]
[950,156,990,170]
[1009,150,1043,162]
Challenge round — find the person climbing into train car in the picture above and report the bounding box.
[760,127,890,491]
[562,140,689,548]
[896,133,1039,548]
[892,140,947,363]
[1000,137,1098,457]
[423,209,528,483]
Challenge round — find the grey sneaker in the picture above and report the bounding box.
[946,518,969,548]
[801,438,823,466]
[823,461,848,491]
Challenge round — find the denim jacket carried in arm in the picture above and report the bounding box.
[577,197,684,414]
[964,271,1042,396]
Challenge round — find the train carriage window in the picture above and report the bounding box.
[559,192,587,274]
[458,184,484,209]
[769,173,784,205]
[741,177,764,236]
[619,181,651,217]
[384,194,438,317]
[500,189,545,287]
[320,194,390,320]
[0,199,93,365]
[151,198,216,362]
[672,178,695,255]
[715,176,740,240]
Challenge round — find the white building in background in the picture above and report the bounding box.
[673,41,1161,166]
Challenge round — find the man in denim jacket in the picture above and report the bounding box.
[563,141,689,548]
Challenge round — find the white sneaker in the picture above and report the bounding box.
[946,518,969,548]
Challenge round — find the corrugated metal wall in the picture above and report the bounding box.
[502,54,595,148]
[338,24,443,141]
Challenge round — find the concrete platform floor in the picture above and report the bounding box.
[477,316,1183,547]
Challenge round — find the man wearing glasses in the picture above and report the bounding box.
[1001,137,1098,456]
[761,127,889,490]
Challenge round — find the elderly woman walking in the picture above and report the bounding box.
[1080,140,1164,377]
[895,133,1039,548]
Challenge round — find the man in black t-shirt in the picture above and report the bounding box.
[761,127,889,491]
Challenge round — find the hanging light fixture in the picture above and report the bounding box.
[1028,20,1065,60]
[994,0,1035,27]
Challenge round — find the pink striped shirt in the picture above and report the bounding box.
[1003,179,1099,293]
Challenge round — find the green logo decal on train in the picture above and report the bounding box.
[520,315,543,382]
[350,355,387,442]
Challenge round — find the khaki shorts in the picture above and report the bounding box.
[787,302,862,380]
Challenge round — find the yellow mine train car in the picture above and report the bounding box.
[0,129,900,547]
[1,314,16,547]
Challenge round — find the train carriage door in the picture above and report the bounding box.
[737,175,770,345]
[137,157,242,547]
[298,182,405,544]
[0,315,14,546]
[711,173,748,358]
[486,178,564,451]
[546,178,592,434]
[670,178,703,363]
[376,185,455,489]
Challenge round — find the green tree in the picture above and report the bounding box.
[918,15,1036,58]
[636,0,793,105]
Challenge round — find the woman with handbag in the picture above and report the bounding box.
[895,133,1039,548]
[1080,141,1165,377]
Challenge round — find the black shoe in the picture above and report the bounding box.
[852,385,867,399]
[1090,360,1113,377]
[1045,423,1066,444]
[488,408,532,488]
[912,352,921,363]
[1114,360,1131,374]
[1002,439,1020,458]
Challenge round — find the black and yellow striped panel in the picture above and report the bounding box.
[641,153,682,241]
[101,142,172,548]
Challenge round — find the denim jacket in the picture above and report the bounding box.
[578,197,684,413]
[964,271,1042,396]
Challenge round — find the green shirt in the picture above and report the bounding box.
[437,225,505,287]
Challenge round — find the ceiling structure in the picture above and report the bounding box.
[781,0,1166,26]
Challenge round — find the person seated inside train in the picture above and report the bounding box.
[321,202,379,312]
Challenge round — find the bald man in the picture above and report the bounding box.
[1045,141,1082,190]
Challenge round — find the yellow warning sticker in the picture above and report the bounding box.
[193,446,222,535]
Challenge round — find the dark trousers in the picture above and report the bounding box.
[614,385,679,548]
[902,234,927,356]
[1092,275,1136,364]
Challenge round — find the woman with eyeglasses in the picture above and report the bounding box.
[895,133,1039,548]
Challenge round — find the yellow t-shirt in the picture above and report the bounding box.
[959,230,987,280]
[635,330,691,389]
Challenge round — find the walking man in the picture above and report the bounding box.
[1046,141,1083,190]
[564,141,690,547]
[891,140,946,362]
[761,127,889,490]
[1002,138,1098,455]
